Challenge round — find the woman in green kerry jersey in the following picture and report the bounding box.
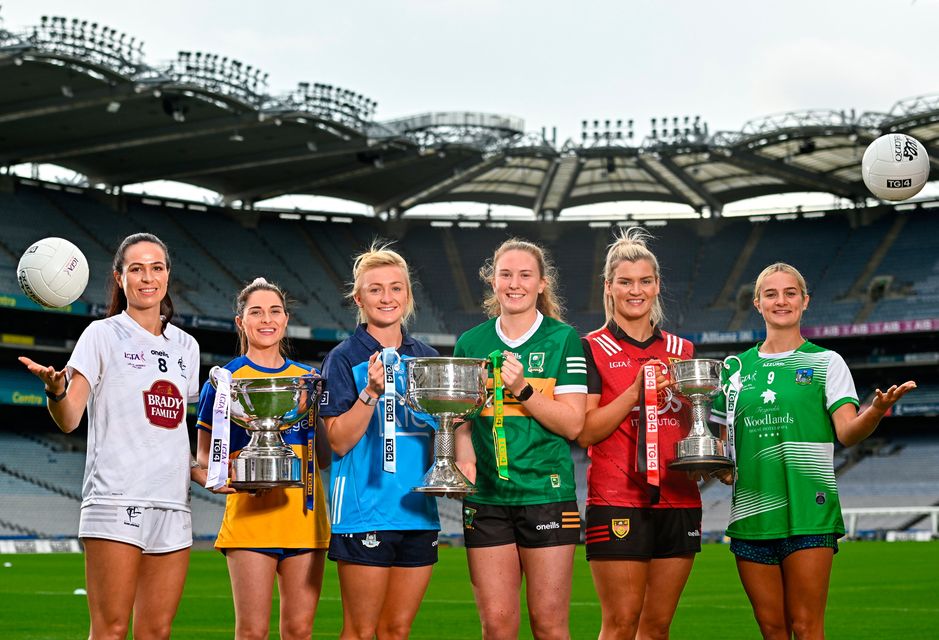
[454,238,587,640]
[711,262,915,640]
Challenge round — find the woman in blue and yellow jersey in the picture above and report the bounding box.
[320,242,440,640]
[196,278,330,640]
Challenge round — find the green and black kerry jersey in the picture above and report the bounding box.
[454,312,587,506]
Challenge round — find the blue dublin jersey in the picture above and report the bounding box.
[320,325,440,533]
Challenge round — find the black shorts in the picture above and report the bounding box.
[327,530,438,567]
[584,505,702,560]
[462,500,581,549]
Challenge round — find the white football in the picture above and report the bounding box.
[17,237,89,308]
[861,133,930,201]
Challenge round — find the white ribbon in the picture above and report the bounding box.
[381,347,401,473]
[722,355,743,463]
[206,366,232,490]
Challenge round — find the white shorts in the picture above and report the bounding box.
[79,504,192,553]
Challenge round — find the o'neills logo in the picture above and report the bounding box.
[894,134,919,162]
[143,380,185,428]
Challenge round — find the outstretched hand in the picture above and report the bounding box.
[18,356,66,393]
[872,381,917,412]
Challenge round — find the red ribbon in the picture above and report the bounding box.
[642,364,660,503]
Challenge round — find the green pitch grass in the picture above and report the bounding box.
[1,542,937,638]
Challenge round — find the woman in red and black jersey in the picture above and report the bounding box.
[576,227,701,640]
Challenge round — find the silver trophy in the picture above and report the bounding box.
[405,357,489,495]
[211,368,324,489]
[667,359,735,472]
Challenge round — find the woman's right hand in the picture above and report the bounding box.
[625,358,670,400]
[18,356,66,394]
[457,459,477,485]
[209,484,238,495]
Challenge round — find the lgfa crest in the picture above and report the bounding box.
[528,352,545,373]
[612,518,630,538]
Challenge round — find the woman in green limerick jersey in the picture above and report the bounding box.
[711,262,915,640]
[454,238,587,639]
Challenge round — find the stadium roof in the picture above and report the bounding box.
[1,15,938,219]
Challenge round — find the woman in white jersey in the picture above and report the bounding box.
[711,263,914,640]
[19,233,201,640]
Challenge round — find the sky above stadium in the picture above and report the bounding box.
[3,0,939,214]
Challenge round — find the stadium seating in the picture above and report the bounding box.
[5,183,939,337]
[0,432,225,539]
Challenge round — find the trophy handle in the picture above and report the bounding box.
[296,374,327,419]
[721,355,742,395]
[208,365,222,390]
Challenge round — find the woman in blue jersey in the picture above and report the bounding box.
[320,242,440,640]
[195,278,331,640]
[713,263,915,640]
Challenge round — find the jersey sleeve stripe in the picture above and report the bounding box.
[591,335,614,356]
[555,383,588,395]
[331,476,344,525]
[594,333,621,355]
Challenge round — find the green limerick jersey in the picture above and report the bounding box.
[454,313,587,506]
[712,341,858,539]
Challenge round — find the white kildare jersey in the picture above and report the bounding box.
[68,311,200,511]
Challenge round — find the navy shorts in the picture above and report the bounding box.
[327,530,438,567]
[221,547,314,562]
[462,500,581,549]
[730,534,839,565]
[585,505,702,560]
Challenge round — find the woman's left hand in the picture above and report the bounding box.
[500,351,527,397]
[872,381,917,411]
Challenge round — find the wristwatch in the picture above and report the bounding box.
[358,389,380,406]
[45,387,67,403]
[515,383,535,402]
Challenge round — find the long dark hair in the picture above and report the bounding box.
[234,277,290,357]
[107,233,174,333]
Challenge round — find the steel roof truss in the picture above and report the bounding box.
[0,111,266,165]
[722,147,868,200]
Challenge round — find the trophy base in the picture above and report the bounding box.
[668,456,736,472]
[412,460,477,495]
[231,453,303,490]
[668,436,735,473]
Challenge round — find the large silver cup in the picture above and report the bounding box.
[668,359,735,473]
[405,357,488,495]
[211,368,324,490]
